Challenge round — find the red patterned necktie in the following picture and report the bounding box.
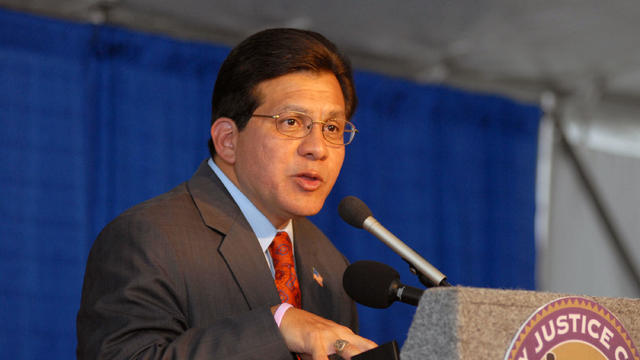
[268,231,301,308]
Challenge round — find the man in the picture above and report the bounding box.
[77,28,377,359]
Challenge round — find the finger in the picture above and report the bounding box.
[333,342,357,360]
[331,335,378,359]
[330,333,376,353]
[312,354,329,360]
[310,342,329,360]
[349,335,378,350]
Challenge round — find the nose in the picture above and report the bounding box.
[298,123,328,160]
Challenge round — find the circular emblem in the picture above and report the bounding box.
[505,297,639,360]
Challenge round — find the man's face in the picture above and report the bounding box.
[232,71,347,228]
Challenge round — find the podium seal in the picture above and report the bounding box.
[505,296,639,360]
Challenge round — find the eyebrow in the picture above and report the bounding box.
[279,105,346,119]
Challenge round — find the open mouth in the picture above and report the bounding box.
[295,172,323,191]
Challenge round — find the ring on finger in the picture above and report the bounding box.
[334,339,349,353]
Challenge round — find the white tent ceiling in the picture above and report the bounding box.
[4,0,640,99]
[3,0,640,155]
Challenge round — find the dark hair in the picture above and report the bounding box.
[208,28,357,157]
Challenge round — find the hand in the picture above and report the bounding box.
[274,306,377,360]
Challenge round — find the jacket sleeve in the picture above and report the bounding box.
[76,214,294,360]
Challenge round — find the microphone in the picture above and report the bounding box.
[338,196,450,287]
[343,260,424,308]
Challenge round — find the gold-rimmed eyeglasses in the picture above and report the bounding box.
[252,111,358,146]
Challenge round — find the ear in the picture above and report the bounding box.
[210,117,238,164]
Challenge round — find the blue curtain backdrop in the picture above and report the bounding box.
[0,8,541,359]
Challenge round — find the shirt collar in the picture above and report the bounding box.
[207,158,294,252]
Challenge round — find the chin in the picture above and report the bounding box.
[285,197,326,217]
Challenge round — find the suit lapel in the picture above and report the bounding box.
[187,161,280,309]
[294,218,335,319]
[219,220,281,308]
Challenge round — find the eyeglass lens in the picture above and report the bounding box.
[275,112,355,145]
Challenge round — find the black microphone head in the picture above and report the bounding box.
[338,196,373,229]
[343,260,399,309]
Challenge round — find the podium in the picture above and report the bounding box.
[400,287,640,359]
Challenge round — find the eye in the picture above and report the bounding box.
[284,117,295,126]
[324,120,343,134]
[281,116,300,127]
[276,113,306,133]
[325,124,339,133]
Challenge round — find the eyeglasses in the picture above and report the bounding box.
[252,111,358,146]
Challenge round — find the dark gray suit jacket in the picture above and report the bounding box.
[77,161,357,359]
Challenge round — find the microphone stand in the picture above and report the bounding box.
[405,261,451,288]
[362,216,450,287]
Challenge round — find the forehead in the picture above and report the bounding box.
[254,71,346,116]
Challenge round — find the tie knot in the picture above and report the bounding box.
[269,231,292,255]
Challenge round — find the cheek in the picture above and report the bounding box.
[332,149,346,173]
[251,142,289,185]
[326,149,345,185]
[236,138,271,185]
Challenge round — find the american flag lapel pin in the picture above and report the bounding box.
[312,267,324,287]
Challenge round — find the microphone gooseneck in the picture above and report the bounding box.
[338,196,450,288]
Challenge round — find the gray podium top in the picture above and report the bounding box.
[400,286,640,360]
